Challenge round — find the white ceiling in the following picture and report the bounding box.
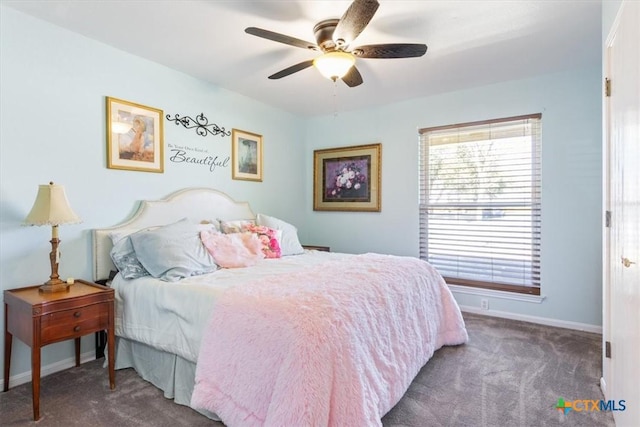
[4,0,602,117]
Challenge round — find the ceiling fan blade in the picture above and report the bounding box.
[342,66,363,88]
[245,27,318,51]
[333,0,380,47]
[268,60,315,80]
[352,43,427,59]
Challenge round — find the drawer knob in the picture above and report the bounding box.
[74,311,81,318]
[74,326,81,332]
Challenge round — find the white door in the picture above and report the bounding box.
[603,2,640,426]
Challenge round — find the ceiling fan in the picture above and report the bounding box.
[245,0,428,87]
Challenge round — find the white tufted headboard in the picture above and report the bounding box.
[92,188,255,281]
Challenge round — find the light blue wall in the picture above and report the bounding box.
[0,6,306,378]
[305,67,603,327]
[1,3,604,384]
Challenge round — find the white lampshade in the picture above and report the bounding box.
[313,51,356,81]
[24,182,81,226]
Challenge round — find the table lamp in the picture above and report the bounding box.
[24,182,81,292]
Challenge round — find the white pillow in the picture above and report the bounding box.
[255,213,304,256]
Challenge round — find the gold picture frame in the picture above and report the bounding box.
[106,97,164,173]
[231,129,263,181]
[313,143,381,212]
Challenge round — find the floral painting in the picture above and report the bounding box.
[324,158,370,201]
[313,143,381,212]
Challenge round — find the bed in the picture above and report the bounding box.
[92,187,468,426]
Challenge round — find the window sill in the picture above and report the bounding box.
[447,284,546,304]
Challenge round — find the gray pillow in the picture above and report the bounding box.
[130,218,218,282]
[109,235,150,280]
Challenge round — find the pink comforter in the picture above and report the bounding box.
[191,253,468,426]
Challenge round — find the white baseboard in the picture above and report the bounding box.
[0,351,96,390]
[459,305,603,334]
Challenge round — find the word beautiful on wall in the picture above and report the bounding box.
[168,144,229,173]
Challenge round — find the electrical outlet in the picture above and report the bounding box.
[480,298,489,310]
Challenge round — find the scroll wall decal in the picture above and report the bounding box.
[165,113,231,138]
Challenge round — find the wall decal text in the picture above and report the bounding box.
[168,144,230,173]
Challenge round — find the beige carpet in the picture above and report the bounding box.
[0,313,614,426]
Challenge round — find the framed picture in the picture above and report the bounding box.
[313,143,382,212]
[231,128,263,182]
[106,96,164,173]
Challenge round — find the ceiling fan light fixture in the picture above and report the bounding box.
[313,51,355,81]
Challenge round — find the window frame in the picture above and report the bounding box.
[418,113,542,296]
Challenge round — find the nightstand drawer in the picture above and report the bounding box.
[40,303,109,344]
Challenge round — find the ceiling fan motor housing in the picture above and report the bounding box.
[245,0,427,87]
[313,19,340,51]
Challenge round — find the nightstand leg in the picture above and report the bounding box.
[31,345,41,421]
[3,303,11,392]
[74,337,81,367]
[107,302,115,389]
[3,334,10,392]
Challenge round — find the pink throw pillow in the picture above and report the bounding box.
[200,230,264,268]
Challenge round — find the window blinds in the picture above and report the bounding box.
[419,114,541,294]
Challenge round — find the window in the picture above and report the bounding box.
[418,114,541,295]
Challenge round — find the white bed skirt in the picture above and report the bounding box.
[114,337,220,421]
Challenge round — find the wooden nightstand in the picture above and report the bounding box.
[302,245,330,252]
[3,280,115,421]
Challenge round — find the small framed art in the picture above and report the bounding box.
[231,128,263,182]
[313,143,382,212]
[106,96,164,173]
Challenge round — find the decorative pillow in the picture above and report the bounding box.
[129,218,218,282]
[219,219,256,234]
[109,235,150,280]
[255,213,304,256]
[242,223,282,259]
[200,230,264,268]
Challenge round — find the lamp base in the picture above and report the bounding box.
[39,279,71,293]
